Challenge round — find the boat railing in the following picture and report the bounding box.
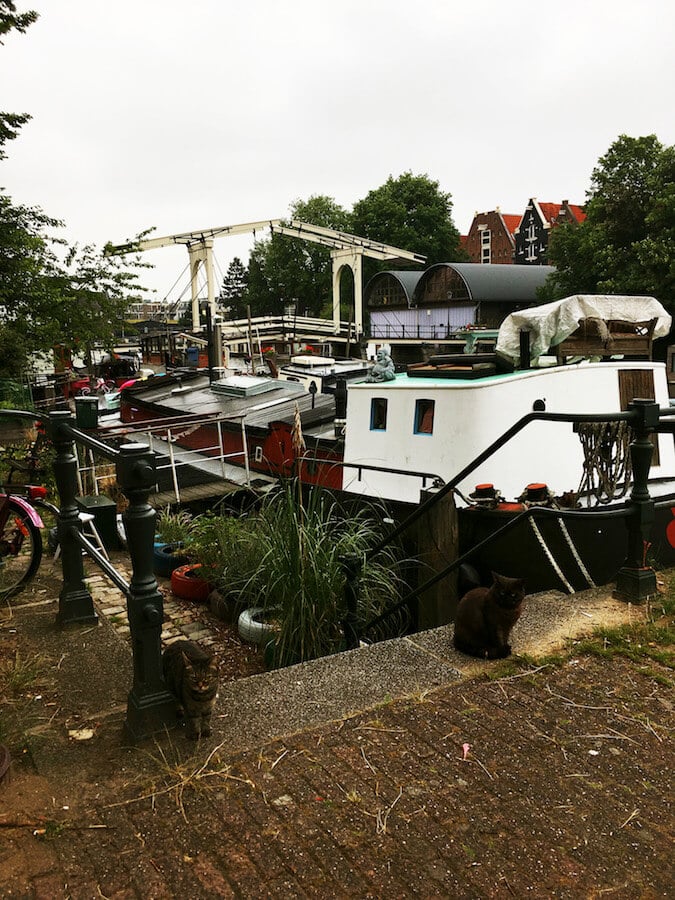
[77,411,255,504]
[296,456,444,493]
[344,399,671,648]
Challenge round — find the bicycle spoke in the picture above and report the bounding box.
[0,503,42,599]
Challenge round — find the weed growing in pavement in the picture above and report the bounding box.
[112,733,255,822]
[0,649,49,750]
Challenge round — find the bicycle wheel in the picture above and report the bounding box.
[0,499,43,599]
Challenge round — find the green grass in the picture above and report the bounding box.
[571,576,674,669]
[484,572,675,684]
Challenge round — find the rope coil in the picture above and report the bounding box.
[576,421,632,506]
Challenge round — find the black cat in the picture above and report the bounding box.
[162,640,219,739]
[453,572,525,659]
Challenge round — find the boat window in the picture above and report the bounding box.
[254,446,263,463]
[370,398,388,431]
[414,399,435,435]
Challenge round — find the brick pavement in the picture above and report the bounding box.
[1,563,673,898]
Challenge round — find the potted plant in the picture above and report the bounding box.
[170,563,213,602]
[153,506,194,577]
[184,512,261,621]
[243,481,407,669]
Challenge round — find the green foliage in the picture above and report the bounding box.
[155,507,195,544]
[0,194,151,379]
[185,512,260,595]
[247,482,406,668]
[218,256,249,319]
[544,135,675,310]
[245,195,350,317]
[351,171,465,269]
[0,1,37,40]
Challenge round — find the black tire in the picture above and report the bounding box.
[0,499,43,599]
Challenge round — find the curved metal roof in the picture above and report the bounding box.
[417,263,556,302]
[365,270,424,305]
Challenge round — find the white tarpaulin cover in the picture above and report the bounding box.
[496,295,672,363]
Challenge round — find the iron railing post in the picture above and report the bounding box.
[615,399,659,601]
[341,553,362,650]
[116,442,176,741]
[49,410,97,625]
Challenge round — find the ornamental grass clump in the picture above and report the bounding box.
[155,507,195,545]
[185,512,259,597]
[250,481,406,668]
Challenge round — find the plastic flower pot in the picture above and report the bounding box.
[170,563,213,602]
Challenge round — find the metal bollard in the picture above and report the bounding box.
[116,443,176,741]
[49,410,97,626]
[614,399,659,601]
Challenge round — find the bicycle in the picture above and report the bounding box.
[0,484,60,600]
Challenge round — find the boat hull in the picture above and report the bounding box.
[458,500,675,594]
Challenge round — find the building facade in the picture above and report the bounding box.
[464,209,520,265]
[513,198,586,265]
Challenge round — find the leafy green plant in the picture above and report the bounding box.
[185,512,260,595]
[155,507,195,544]
[248,481,407,668]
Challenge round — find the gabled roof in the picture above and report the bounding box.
[500,214,521,235]
[518,198,587,230]
[537,202,563,224]
[565,203,586,223]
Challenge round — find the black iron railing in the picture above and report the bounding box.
[343,399,667,647]
[1,408,175,741]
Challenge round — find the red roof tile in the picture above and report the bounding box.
[501,214,520,235]
[538,202,562,224]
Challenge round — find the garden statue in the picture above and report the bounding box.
[366,345,395,383]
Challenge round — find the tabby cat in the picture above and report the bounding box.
[162,640,219,739]
[453,572,525,659]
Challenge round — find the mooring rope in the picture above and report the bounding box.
[529,517,575,593]
[557,518,596,589]
[576,420,632,506]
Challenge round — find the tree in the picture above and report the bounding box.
[544,135,675,310]
[218,256,248,319]
[351,172,465,268]
[0,2,37,159]
[0,3,150,379]
[246,195,350,317]
[0,196,149,377]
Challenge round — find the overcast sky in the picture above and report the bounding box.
[2,0,674,302]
